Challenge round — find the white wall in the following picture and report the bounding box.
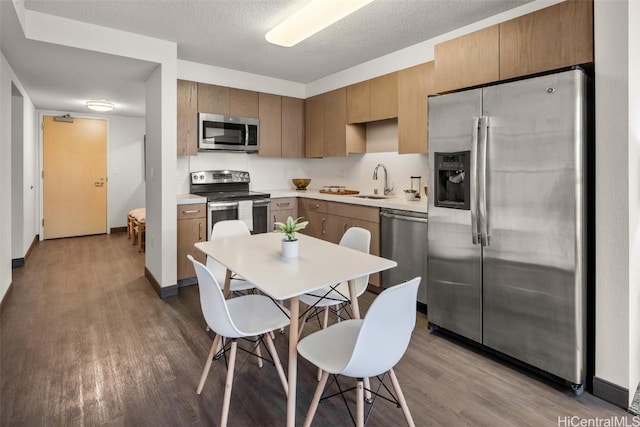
[11,89,23,259]
[108,116,145,228]
[627,0,640,407]
[594,0,630,394]
[1,51,12,303]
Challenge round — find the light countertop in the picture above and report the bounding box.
[176,194,207,205]
[263,188,428,213]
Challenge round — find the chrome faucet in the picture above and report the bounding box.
[373,163,394,195]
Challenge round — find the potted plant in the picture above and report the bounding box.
[274,216,309,258]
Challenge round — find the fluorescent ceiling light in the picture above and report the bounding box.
[86,99,114,112]
[266,0,375,47]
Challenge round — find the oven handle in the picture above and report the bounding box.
[252,199,271,207]
[208,202,238,211]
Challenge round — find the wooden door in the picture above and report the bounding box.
[398,61,434,154]
[369,72,398,121]
[305,94,324,158]
[281,96,305,158]
[177,79,198,156]
[43,116,107,239]
[258,93,282,157]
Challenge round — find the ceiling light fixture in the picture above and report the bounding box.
[265,0,375,47]
[86,99,115,112]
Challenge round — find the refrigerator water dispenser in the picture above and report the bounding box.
[434,151,470,210]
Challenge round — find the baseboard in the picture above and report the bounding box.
[145,267,178,299]
[11,235,39,269]
[1,282,14,316]
[178,277,197,287]
[111,227,127,233]
[593,376,629,409]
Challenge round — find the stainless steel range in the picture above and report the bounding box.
[189,170,270,237]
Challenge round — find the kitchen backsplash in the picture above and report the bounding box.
[177,121,429,195]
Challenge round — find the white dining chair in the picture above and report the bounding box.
[188,255,290,427]
[297,277,421,427]
[298,227,371,340]
[207,220,256,296]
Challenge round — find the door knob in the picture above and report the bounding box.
[94,178,105,187]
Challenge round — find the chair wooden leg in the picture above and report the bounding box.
[298,309,310,340]
[356,378,365,427]
[255,337,264,368]
[316,307,330,381]
[197,334,221,394]
[303,370,329,427]
[264,332,288,396]
[220,340,238,427]
[389,368,415,427]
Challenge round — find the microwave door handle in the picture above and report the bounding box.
[245,124,249,146]
[478,116,489,247]
[470,117,480,245]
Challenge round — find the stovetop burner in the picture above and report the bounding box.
[190,170,270,202]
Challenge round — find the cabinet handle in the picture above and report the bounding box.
[273,215,277,231]
[321,217,326,235]
[277,202,290,207]
[311,204,320,210]
[343,222,348,233]
[182,209,200,214]
[198,222,203,240]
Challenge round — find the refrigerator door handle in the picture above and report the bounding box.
[470,117,480,245]
[478,116,489,246]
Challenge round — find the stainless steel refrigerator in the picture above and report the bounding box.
[427,69,587,389]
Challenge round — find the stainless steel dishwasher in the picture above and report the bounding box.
[380,208,428,307]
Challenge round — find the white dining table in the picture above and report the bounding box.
[195,232,397,426]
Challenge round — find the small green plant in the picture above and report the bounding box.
[274,216,309,241]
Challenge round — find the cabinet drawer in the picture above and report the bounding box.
[299,198,328,213]
[177,203,206,220]
[328,202,379,223]
[272,197,297,211]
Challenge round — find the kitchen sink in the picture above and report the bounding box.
[354,194,396,200]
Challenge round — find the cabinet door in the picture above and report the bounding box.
[230,88,259,118]
[259,93,282,157]
[177,79,198,156]
[346,81,370,124]
[270,198,298,231]
[324,88,348,157]
[305,94,324,158]
[197,83,229,114]
[398,61,434,154]
[281,96,305,158]
[298,209,327,240]
[434,25,500,93]
[369,72,398,121]
[177,218,206,280]
[499,0,593,80]
[326,214,349,245]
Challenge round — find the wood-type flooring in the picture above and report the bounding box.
[0,233,633,426]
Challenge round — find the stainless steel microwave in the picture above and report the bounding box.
[198,113,259,152]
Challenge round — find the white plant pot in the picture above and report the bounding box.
[281,239,299,258]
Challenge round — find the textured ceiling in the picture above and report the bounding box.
[2,0,534,117]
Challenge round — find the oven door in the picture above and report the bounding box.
[207,200,271,238]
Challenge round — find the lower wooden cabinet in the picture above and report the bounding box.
[298,198,381,286]
[177,203,206,283]
[269,197,298,231]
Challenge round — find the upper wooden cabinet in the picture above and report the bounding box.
[434,1,594,93]
[197,83,229,114]
[177,80,198,156]
[499,0,593,80]
[197,83,259,117]
[370,72,398,121]
[229,88,259,118]
[281,96,305,158]
[398,61,434,154]
[434,25,500,94]
[258,93,282,157]
[259,94,305,158]
[346,72,398,123]
[305,89,366,158]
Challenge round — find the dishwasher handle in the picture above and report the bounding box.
[380,211,428,224]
